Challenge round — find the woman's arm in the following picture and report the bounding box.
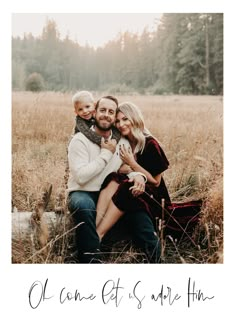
[119,144,161,186]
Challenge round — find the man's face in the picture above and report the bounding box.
[94,98,117,131]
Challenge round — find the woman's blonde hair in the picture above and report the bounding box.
[117,101,152,154]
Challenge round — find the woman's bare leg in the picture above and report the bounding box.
[96,181,119,227]
[96,200,124,241]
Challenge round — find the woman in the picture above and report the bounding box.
[96,101,171,241]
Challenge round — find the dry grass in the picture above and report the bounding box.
[12,92,223,263]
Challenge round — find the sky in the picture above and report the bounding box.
[12,13,162,48]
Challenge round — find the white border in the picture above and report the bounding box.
[1,1,235,330]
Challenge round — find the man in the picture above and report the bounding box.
[67,95,161,263]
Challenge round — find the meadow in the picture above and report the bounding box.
[12,92,223,264]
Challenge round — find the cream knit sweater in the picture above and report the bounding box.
[67,132,131,192]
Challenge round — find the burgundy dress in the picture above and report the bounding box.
[101,136,171,221]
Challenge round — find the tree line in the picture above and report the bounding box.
[12,13,223,95]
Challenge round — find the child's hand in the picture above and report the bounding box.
[118,163,132,174]
[101,137,117,154]
[119,144,136,166]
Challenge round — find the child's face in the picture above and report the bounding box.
[74,98,95,120]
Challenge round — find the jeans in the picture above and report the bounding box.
[68,191,161,264]
[68,191,101,263]
[126,211,161,263]
[103,211,161,263]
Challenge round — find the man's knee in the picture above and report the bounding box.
[128,211,155,230]
[68,192,96,213]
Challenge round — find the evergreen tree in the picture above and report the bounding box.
[25,72,45,91]
[12,14,223,94]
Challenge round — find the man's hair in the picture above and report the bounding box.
[95,95,118,110]
[72,91,94,105]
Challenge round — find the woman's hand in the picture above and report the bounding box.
[129,174,145,197]
[119,144,136,167]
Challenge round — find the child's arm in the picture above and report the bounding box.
[118,163,132,174]
[74,116,101,146]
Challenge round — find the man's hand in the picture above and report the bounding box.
[129,174,145,197]
[101,137,117,154]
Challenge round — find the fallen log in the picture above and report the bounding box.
[12,211,59,239]
[12,184,70,252]
[12,210,74,263]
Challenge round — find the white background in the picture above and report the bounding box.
[1,1,235,330]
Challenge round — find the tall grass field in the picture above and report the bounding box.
[12,92,223,264]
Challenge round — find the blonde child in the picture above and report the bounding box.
[72,90,96,134]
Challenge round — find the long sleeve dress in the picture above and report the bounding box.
[101,135,171,222]
[101,135,202,240]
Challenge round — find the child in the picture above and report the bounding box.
[72,90,96,134]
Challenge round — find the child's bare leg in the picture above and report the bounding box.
[96,181,119,227]
[97,201,124,241]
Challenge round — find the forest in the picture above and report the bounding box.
[12,13,223,95]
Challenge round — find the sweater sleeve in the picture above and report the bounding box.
[68,136,113,186]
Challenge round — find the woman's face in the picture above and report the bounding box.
[115,111,132,137]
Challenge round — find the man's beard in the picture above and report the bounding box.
[94,118,113,131]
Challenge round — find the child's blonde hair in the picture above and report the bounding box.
[72,91,94,105]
